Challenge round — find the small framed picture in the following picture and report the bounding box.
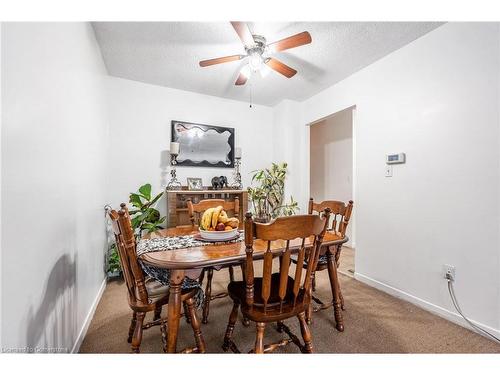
[187,177,203,191]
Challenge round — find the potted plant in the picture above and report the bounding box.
[106,243,121,278]
[247,162,299,223]
[128,183,166,237]
[106,183,166,277]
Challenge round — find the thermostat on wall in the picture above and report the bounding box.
[386,153,406,164]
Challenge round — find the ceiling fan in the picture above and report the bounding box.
[199,22,312,86]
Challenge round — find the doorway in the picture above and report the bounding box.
[309,106,355,276]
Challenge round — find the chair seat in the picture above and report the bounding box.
[316,254,329,266]
[228,273,306,322]
[143,277,199,305]
[145,278,169,300]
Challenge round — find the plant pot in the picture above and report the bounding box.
[107,270,122,280]
[253,214,271,223]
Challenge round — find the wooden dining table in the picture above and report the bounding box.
[140,226,348,353]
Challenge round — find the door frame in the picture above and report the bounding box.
[306,105,357,248]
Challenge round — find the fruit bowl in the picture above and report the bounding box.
[199,227,239,241]
[198,205,240,241]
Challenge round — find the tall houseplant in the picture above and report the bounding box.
[247,162,299,222]
[128,183,166,236]
[106,183,166,275]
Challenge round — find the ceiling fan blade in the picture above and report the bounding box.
[231,21,255,47]
[265,58,297,78]
[199,55,244,67]
[235,73,247,86]
[267,31,312,53]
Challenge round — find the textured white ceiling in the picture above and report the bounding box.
[92,22,443,106]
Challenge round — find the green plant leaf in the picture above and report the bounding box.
[142,222,163,233]
[149,191,164,206]
[136,210,150,222]
[138,183,152,200]
[107,244,122,274]
[129,193,143,208]
[145,208,160,223]
[252,169,264,182]
[131,216,142,229]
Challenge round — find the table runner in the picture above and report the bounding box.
[137,232,244,308]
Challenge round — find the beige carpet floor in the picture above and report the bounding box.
[80,248,500,353]
[338,246,355,276]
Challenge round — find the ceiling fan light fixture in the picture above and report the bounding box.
[248,51,263,71]
[240,65,252,79]
[260,63,272,78]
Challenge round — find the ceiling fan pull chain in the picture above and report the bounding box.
[249,82,253,108]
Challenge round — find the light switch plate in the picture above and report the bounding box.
[385,165,393,177]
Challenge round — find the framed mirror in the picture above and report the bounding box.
[171,120,235,168]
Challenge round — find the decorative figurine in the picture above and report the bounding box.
[211,175,228,190]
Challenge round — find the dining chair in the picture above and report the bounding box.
[222,210,331,354]
[304,198,353,331]
[109,204,206,353]
[186,198,239,324]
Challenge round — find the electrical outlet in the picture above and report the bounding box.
[443,264,456,281]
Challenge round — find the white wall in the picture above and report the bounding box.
[272,100,304,210]
[1,23,109,352]
[295,23,500,334]
[105,77,274,222]
[310,108,354,245]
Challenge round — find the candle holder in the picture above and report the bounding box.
[166,154,182,190]
[230,157,243,190]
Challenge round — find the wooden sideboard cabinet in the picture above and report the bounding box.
[166,188,248,228]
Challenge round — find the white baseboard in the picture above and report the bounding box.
[354,272,500,340]
[71,278,107,353]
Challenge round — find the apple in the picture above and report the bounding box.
[216,223,226,231]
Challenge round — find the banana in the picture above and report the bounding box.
[201,208,215,230]
[200,207,237,230]
[212,206,223,229]
[218,210,229,224]
[207,208,216,229]
[206,208,215,229]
